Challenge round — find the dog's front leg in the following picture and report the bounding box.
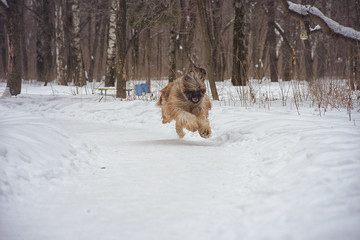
[161,106,171,124]
[197,118,211,138]
[175,121,186,138]
[174,111,199,138]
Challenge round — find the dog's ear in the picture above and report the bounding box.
[184,73,194,83]
[185,65,206,82]
[197,67,206,81]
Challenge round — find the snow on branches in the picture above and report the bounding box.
[278,0,360,43]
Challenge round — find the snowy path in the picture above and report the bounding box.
[1,93,360,240]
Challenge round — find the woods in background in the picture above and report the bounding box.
[0,0,359,97]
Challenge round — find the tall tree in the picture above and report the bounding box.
[168,19,177,82]
[35,0,53,86]
[88,0,102,83]
[181,0,197,65]
[231,0,248,86]
[303,21,313,82]
[105,0,117,87]
[55,0,66,85]
[19,0,28,80]
[116,0,127,98]
[0,19,7,78]
[130,28,139,80]
[96,16,107,82]
[1,0,22,95]
[196,0,219,100]
[70,0,85,87]
[144,27,151,92]
[266,0,278,82]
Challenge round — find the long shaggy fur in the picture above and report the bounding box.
[157,67,212,138]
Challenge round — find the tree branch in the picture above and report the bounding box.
[277,0,360,44]
[126,0,176,54]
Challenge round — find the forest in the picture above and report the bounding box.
[2,1,360,238]
[0,0,359,99]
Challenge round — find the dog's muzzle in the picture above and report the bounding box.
[191,97,200,103]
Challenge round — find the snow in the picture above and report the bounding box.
[1,0,9,8]
[274,21,284,33]
[310,24,321,32]
[1,80,360,240]
[287,1,360,41]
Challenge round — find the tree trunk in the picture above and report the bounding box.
[88,1,101,83]
[183,0,196,63]
[5,0,22,96]
[19,0,28,80]
[96,16,107,82]
[303,21,313,82]
[35,0,45,84]
[116,0,127,98]
[87,10,92,82]
[211,0,221,82]
[130,28,139,80]
[196,0,219,100]
[145,27,151,93]
[168,21,177,82]
[157,33,162,80]
[0,19,8,78]
[35,0,52,86]
[55,0,66,85]
[105,0,117,87]
[231,0,248,86]
[267,0,278,82]
[70,0,85,87]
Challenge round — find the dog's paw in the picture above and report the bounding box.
[199,127,211,138]
[162,118,171,124]
[176,129,186,138]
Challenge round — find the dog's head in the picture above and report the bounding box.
[182,67,207,104]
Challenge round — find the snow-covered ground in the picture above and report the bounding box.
[1,80,360,240]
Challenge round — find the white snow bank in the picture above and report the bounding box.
[1,80,360,240]
[0,105,95,199]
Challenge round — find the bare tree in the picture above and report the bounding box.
[196,0,219,100]
[96,16,107,82]
[105,0,117,87]
[168,18,177,82]
[232,0,248,86]
[87,0,102,83]
[1,0,22,95]
[180,0,197,66]
[70,0,85,87]
[55,0,66,85]
[266,0,278,82]
[145,27,151,92]
[0,18,7,78]
[19,0,28,80]
[34,0,53,86]
[116,0,127,98]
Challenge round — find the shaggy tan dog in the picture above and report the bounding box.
[157,67,212,138]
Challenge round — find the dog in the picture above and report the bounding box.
[157,66,212,138]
